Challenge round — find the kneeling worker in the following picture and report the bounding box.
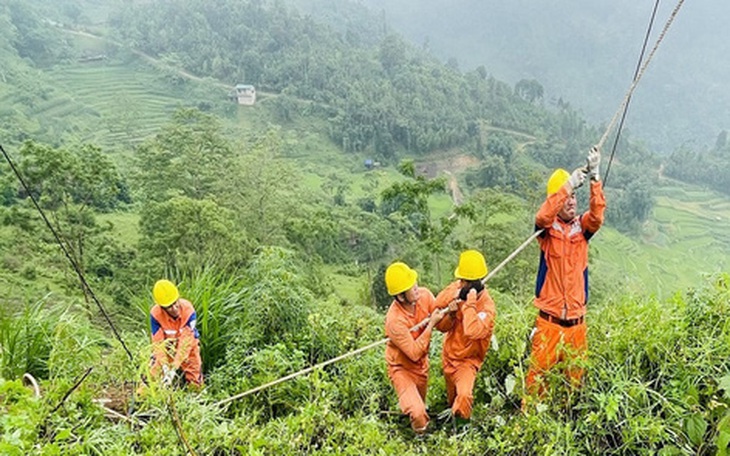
[384,262,443,434]
[149,279,203,388]
[435,250,496,421]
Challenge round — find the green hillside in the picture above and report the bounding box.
[2,0,730,454]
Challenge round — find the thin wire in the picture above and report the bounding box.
[597,0,685,151]
[603,0,661,186]
[0,143,135,362]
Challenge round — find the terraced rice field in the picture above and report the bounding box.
[43,61,184,147]
[0,61,179,148]
[592,184,730,297]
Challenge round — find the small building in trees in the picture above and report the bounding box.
[232,84,256,105]
[364,159,381,170]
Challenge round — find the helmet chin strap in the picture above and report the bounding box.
[396,294,417,306]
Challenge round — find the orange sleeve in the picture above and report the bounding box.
[172,304,197,369]
[462,290,495,340]
[150,311,168,362]
[581,180,606,234]
[386,316,432,363]
[421,287,436,312]
[536,185,570,229]
[172,328,195,369]
[433,283,458,332]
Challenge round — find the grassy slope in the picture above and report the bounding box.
[3,25,728,305]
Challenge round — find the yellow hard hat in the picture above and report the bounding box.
[546,168,570,195]
[153,279,179,307]
[454,250,488,281]
[385,262,418,296]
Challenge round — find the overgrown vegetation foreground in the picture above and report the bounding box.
[2,269,729,454]
[2,0,730,454]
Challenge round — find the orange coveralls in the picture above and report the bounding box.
[435,281,496,419]
[384,287,438,432]
[150,298,203,387]
[526,180,605,393]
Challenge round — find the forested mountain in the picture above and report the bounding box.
[351,0,730,153]
[109,0,560,158]
[2,0,730,454]
[107,0,662,233]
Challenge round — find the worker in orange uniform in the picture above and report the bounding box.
[525,146,605,398]
[434,250,496,422]
[384,262,444,434]
[149,279,203,388]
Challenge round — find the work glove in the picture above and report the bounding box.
[586,146,601,181]
[568,167,587,190]
[447,298,460,313]
[490,334,499,352]
[162,365,176,387]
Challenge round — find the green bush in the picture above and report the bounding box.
[2,271,730,454]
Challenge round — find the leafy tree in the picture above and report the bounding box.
[378,34,406,76]
[465,155,508,189]
[221,129,303,246]
[371,262,392,312]
[605,165,654,232]
[380,159,463,280]
[321,172,349,206]
[16,141,122,212]
[133,108,234,202]
[5,1,70,64]
[285,205,393,265]
[138,196,249,272]
[665,139,730,196]
[380,160,446,241]
[515,78,544,104]
[462,189,536,295]
[9,141,124,296]
[485,133,516,164]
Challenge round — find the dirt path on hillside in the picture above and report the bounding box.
[60,28,235,89]
[60,27,314,108]
[416,154,478,207]
[481,124,537,142]
[443,171,463,206]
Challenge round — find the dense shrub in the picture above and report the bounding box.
[3,274,729,454]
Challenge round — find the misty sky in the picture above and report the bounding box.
[356,0,729,153]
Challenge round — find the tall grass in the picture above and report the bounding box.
[181,268,245,374]
[133,248,319,382]
[0,295,58,380]
[2,270,730,453]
